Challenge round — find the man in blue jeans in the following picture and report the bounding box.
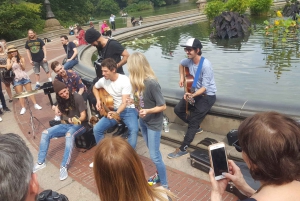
[60,35,78,70]
[90,58,138,168]
[33,80,87,181]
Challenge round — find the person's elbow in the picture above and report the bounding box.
[161,104,166,111]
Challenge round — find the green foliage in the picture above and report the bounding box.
[264,13,298,47]
[223,0,249,14]
[124,1,153,12]
[0,1,44,41]
[249,0,273,15]
[204,0,225,19]
[96,0,120,16]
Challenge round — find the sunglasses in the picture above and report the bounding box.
[232,140,242,152]
[184,48,194,53]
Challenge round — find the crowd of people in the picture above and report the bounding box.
[1,25,300,201]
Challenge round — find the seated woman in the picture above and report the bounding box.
[100,21,112,38]
[209,111,300,201]
[93,137,175,201]
[6,45,42,115]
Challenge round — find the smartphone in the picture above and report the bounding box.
[208,142,229,180]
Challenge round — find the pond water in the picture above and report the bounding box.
[122,16,300,105]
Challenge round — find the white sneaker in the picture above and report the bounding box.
[89,162,93,168]
[34,104,42,110]
[33,162,46,173]
[0,117,2,122]
[20,108,26,115]
[59,167,68,181]
[54,115,61,121]
[0,104,2,109]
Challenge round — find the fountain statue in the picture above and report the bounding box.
[44,0,63,31]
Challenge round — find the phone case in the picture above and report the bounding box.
[208,142,229,180]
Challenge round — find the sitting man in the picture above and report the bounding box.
[51,60,87,120]
[60,35,78,70]
[90,58,138,167]
[34,80,88,181]
[0,133,39,201]
[168,38,217,159]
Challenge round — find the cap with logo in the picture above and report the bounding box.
[180,38,202,49]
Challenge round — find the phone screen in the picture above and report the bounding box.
[211,147,228,177]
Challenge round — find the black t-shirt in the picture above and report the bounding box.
[25,38,45,62]
[242,199,256,201]
[98,39,125,74]
[63,42,77,60]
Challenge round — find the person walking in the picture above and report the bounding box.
[25,29,52,90]
[6,45,42,115]
[127,52,169,189]
[109,14,116,31]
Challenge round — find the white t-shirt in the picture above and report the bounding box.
[94,74,134,109]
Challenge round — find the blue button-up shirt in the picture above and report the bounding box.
[181,58,217,95]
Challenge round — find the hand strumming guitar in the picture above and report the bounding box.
[96,100,102,111]
[107,111,118,119]
[184,93,195,106]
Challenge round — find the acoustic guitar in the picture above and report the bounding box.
[61,116,81,125]
[183,67,195,117]
[98,88,121,122]
[184,66,194,93]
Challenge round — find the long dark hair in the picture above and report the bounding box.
[56,90,76,115]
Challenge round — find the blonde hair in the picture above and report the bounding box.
[0,42,5,53]
[127,52,157,94]
[93,137,174,201]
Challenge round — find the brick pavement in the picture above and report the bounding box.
[2,33,237,201]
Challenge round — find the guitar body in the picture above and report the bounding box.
[184,67,194,93]
[98,88,121,122]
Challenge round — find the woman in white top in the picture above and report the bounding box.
[6,45,42,114]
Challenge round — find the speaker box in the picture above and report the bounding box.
[75,128,96,150]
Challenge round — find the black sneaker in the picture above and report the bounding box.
[106,124,118,133]
[3,107,11,112]
[113,124,126,136]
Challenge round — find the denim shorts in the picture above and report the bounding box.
[33,61,49,74]
[14,78,31,87]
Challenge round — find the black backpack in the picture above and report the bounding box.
[37,190,69,201]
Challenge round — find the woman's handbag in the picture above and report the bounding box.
[0,69,15,79]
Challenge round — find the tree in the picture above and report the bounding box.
[0,1,44,41]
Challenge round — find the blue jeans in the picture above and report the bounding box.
[139,118,168,188]
[63,59,78,70]
[37,124,86,167]
[93,108,138,148]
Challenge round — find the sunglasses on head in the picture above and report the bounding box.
[184,47,194,53]
[232,140,242,152]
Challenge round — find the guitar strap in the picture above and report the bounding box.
[191,56,205,93]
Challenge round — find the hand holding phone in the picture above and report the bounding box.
[208,142,229,180]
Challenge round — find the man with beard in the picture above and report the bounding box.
[167,38,217,159]
[51,60,87,120]
[33,80,88,181]
[0,133,40,201]
[25,29,52,90]
[85,28,129,135]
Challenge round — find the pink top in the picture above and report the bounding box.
[101,24,109,34]
[76,30,88,46]
[12,62,29,82]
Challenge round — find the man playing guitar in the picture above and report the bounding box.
[33,80,88,181]
[90,58,139,167]
[168,38,217,159]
